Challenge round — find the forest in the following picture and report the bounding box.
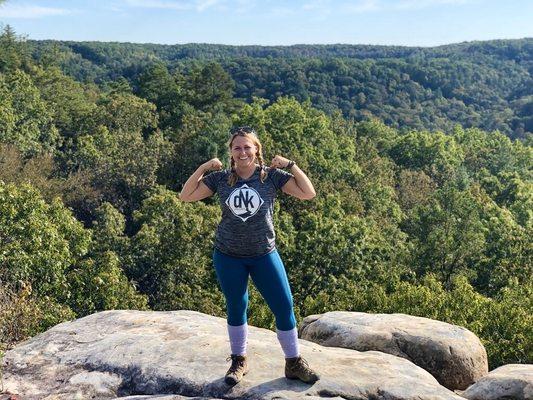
[29,37,533,139]
[0,26,531,370]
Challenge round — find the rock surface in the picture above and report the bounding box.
[460,364,533,400]
[300,311,488,390]
[1,310,465,400]
[113,397,220,400]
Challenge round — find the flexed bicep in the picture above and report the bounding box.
[179,159,221,202]
[183,181,214,202]
[281,177,309,200]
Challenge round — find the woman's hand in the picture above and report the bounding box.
[271,155,317,200]
[270,155,291,169]
[202,158,223,172]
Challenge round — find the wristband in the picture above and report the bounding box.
[286,160,295,170]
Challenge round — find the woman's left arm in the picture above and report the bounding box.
[271,155,316,200]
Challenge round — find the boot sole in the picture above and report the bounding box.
[285,374,319,384]
[225,370,249,385]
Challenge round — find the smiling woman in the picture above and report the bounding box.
[179,126,319,386]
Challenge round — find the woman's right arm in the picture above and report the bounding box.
[179,158,223,202]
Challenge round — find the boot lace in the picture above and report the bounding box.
[290,356,315,375]
[226,355,245,374]
[297,357,312,372]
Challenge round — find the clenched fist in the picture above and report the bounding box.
[270,155,291,169]
[202,158,223,172]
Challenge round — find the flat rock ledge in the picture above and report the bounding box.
[460,364,533,400]
[1,310,464,400]
[300,311,488,390]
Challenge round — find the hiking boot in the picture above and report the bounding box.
[285,356,320,383]
[225,354,249,385]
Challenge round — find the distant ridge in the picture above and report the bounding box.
[28,38,533,138]
[29,37,533,60]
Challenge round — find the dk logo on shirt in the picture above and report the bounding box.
[226,184,264,221]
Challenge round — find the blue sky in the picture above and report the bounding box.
[0,0,532,46]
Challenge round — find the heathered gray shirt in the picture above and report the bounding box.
[202,165,294,257]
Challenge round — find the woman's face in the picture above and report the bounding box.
[231,135,257,168]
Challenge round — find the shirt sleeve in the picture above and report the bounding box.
[267,167,294,190]
[201,170,226,193]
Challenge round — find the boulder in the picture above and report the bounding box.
[113,397,218,400]
[300,311,488,390]
[2,310,464,400]
[460,364,533,400]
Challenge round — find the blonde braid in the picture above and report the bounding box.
[228,157,238,187]
[257,152,268,183]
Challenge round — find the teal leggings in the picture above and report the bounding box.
[213,248,297,330]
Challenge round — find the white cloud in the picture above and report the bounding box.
[336,0,475,14]
[394,0,473,10]
[232,0,256,14]
[123,0,223,11]
[341,0,380,13]
[268,6,295,17]
[0,4,72,19]
[301,0,332,21]
[123,0,192,10]
[196,0,221,11]
[302,0,332,11]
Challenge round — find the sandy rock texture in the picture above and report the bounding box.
[300,311,488,390]
[2,310,465,400]
[460,364,533,400]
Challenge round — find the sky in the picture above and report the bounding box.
[0,0,532,46]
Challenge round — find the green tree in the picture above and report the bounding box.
[127,187,224,314]
[67,202,143,317]
[136,62,184,129]
[67,126,171,216]
[0,182,90,299]
[396,169,436,211]
[66,203,149,317]
[0,25,28,72]
[0,142,100,216]
[0,69,60,154]
[164,109,231,189]
[405,186,485,284]
[87,91,159,136]
[32,65,97,139]
[389,130,464,184]
[471,186,532,295]
[183,62,237,113]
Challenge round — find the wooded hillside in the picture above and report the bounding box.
[1,27,531,369]
[30,38,533,139]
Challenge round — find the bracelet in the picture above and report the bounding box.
[286,160,295,170]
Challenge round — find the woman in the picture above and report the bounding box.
[180,126,319,386]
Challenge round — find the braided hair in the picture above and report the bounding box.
[227,131,268,187]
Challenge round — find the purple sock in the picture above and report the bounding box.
[276,327,300,358]
[227,323,248,356]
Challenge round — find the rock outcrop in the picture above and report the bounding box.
[300,311,488,390]
[2,310,464,400]
[460,364,533,400]
[114,397,221,400]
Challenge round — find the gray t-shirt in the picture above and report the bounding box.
[202,165,294,257]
